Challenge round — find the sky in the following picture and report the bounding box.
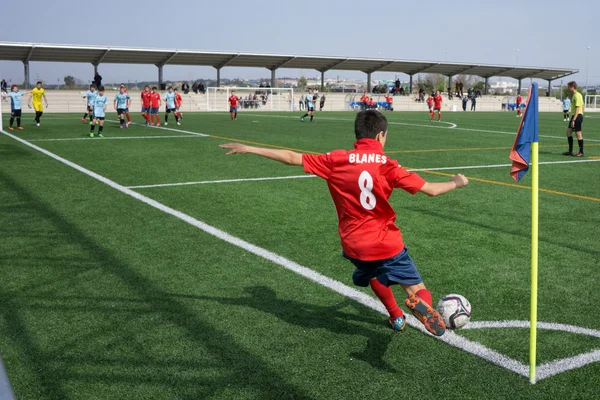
[0,0,598,86]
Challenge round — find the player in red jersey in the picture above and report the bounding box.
[141,86,152,125]
[360,90,370,110]
[174,89,183,120]
[228,91,240,120]
[432,90,443,121]
[516,94,523,117]
[384,93,393,111]
[149,86,162,126]
[426,94,434,119]
[220,110,469,336]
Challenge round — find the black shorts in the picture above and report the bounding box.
[307,107,314,112]
[117,108,127,115]
[94,116,105,121]
[87,105,93,112]
[166,107,177,113]
[569,115,584,131]
[11,109,22,117]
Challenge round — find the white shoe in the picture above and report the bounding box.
[564,119,567,122]
[164,122,168,126]
[36,123,40,127]
[176,122,181,126]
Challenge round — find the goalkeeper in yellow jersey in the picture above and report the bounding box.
[28,81,48,126]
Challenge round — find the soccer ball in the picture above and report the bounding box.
[436,294,472,330]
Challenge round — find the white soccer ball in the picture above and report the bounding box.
[437,294,472,330]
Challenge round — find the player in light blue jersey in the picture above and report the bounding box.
[562,97,571,121]
[82,84,97,123]
[300,88,316,123]
[114,87,131,128]
[163,86,180,126]
[90,86,108,137]
[1,85,29,130]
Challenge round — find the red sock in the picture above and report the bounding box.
[370,279,404,319]
[416,288,433,307]
[126,112,131,122]
[438,112,442,120]
[156,115,161,124]
[151,114,154,124]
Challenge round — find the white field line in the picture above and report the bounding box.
[104,120,210,137]
[27,135,199,142]
[251,113,458,129]
[128,159,600,190]
[127,175,315,189]
[249,113,600,143]
[1,128,535,381]
[3,129,599,382]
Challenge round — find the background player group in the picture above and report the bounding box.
[83,84,183,133]
[1,81,48,130]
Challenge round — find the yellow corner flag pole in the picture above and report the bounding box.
[529,140,539,384]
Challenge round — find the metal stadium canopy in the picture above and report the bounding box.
[0,41,578,91]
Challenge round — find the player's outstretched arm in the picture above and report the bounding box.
[220,143,303,166]
[419,174,468,196]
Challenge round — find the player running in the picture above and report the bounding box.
[1,85,29,130]
[82,84,97,122]
[562,96,571,121]
[220,110,469,336]
[28,81,48,127]
[89,86,108,138]
[432,90,443,121]
[119,84,132,125]
[300,88,316,123]
[228,91,239,120]
[516,94,523,117]
[141,86,152,126]
[149,87,161,126]
[114,86,131,128]
[163,86,180,126]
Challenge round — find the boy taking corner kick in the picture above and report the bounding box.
[220,110,469,336]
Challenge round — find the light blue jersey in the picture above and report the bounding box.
[93,95,108,117]
[563,98,571,111]
[8,92,24,110]
[114,93,130,109]
[163,92,176,108]
[306,93,315,108]
[85,90,97,106]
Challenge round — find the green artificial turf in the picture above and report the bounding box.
[1,111,599,399]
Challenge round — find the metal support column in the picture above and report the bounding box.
[518,79,522,95]
[23,61,30,89]
[271,69,276,88]
[409,74,413,94]
[547,80,552,97]
[366,72,372,92]
[216,68,221,88]
[158,65,164,89]
[448,75,453,93]
[321,71,325,92]
[484,77,489,95]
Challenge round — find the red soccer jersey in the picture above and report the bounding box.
[302,139,426,261]
[228,95,239,108]
[427,97,433,106]
[385,95,393,104]
[361,95,370,103]
[433,94,442,109]
[141,91,152,107]
[516,95,522,104]
[175,93,182,107]
[150,93,161,108]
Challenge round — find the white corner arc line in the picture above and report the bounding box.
[127,175,315,189]
[2,129,598,382]
[27,135,200,142]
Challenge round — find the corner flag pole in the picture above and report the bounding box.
[529,123,540,384]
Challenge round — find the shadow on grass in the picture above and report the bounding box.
[178,286,398,373]
[0,170,315,400]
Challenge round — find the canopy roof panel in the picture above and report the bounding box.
[0,42,578,81]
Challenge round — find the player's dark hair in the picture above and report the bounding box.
[168,86,173,90]
[90,84,96,89]
[11,84,17,90]
[98,86,105,91]
[36,81,42,85]
[354,110,388,140]
[152,86,158,90]
[568,81,577,89]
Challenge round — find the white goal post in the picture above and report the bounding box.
[584,95,600,112]
[206,87,294,112]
